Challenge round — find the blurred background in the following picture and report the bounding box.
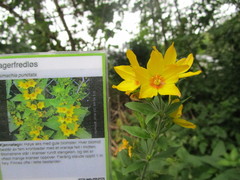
[1,0,240,179]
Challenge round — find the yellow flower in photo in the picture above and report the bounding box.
[37,101,45,110]
[112,50,141,94]
[58,116,65,123]
[14,119,23,126]
[170,99,196,129]
[35,87,43,94]
[72,115,79,122]
[26,79,37,88]
[18,81,28,89]
[57,107,67,113]
[23,91,31,100]
[65,117,73,124]
[66,108,74,117]
[30,104,37,111]
[29,92,37,100]
[151,43,202,78]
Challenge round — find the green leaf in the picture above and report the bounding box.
[212,141,226,157]
[117,150,131,167]
[75,128,91,139]
[121,125,150,139]
[37,94,45,100]
[155,146,180,159]
[165,101,182,114]
[230,148,238,161]
[11,94,25,101]
[213,168,240,180]
[200,155,221,169]
[146,112,159,124]
[122,161,145,175]
[125,102,155,115]
[53,131,67,139]
[44,117,60,130]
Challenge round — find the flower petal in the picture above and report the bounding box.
[162,65,189,83]
[126,49,139,67]
[176,54,194,73]
[114,65,136,80]
[164,43,177,65]
[139,84,158,99]
[135,66,150,84]
[179,70,202,78]
[112,80,139,92]
[158,84,181,97]
[173,118,196,129]
[147,46,164,75]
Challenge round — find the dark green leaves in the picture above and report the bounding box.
[125,102,155,115]
[122,125,150,139]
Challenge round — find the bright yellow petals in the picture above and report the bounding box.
[113,43,201,99]
[116,139,133,158]
[176,54,202,78]
[170,100,196,129]
[164,43,177,65]
[179,70,202,78]
[136,65,187,98]
[37,102,45,110]
[126,49,139,67]
[173,118,196,129]
[112,50,141,94]
[27,79,37,88]
[30,104,37,110]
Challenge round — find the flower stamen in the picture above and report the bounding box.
[150,75,165,89]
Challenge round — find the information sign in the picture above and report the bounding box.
[0,52,109,180]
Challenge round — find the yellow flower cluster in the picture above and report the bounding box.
[116,139,133,157]
[22,87,42,100]
[113,43,201,98]
[29,125,43,137]
[57,105,80,137]
[59,123,79,137]
[18,79,37,89]
[26,101,45,111]
[13,116,23,126]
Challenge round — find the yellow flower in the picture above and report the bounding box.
[170,99,196,129]
[57,116,65,123]
[152,43,202,78]
[112,50,141,94]
[135,64,188,98]
[14,119,23,126]
[66,109,74,117]
[23,91,31,100]
[72,115,79,122]
[116,139,133,157]
[35,87,43,94]
[29,92,37,100]
[30,104,37,111]
[37,102,45,110]
[26,79,37,88]
[57,107,67,113]
[18,81,28,89]
[65,117,73,124]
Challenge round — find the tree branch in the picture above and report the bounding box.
[53,0,76,50]
[0,2,29,24]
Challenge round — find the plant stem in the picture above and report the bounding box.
[141,116,163,180]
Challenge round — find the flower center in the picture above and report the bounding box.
[150,75,165,89]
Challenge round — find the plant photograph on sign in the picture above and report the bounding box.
[6,77,91,140]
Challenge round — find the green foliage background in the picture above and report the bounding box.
[0,0,239,179]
